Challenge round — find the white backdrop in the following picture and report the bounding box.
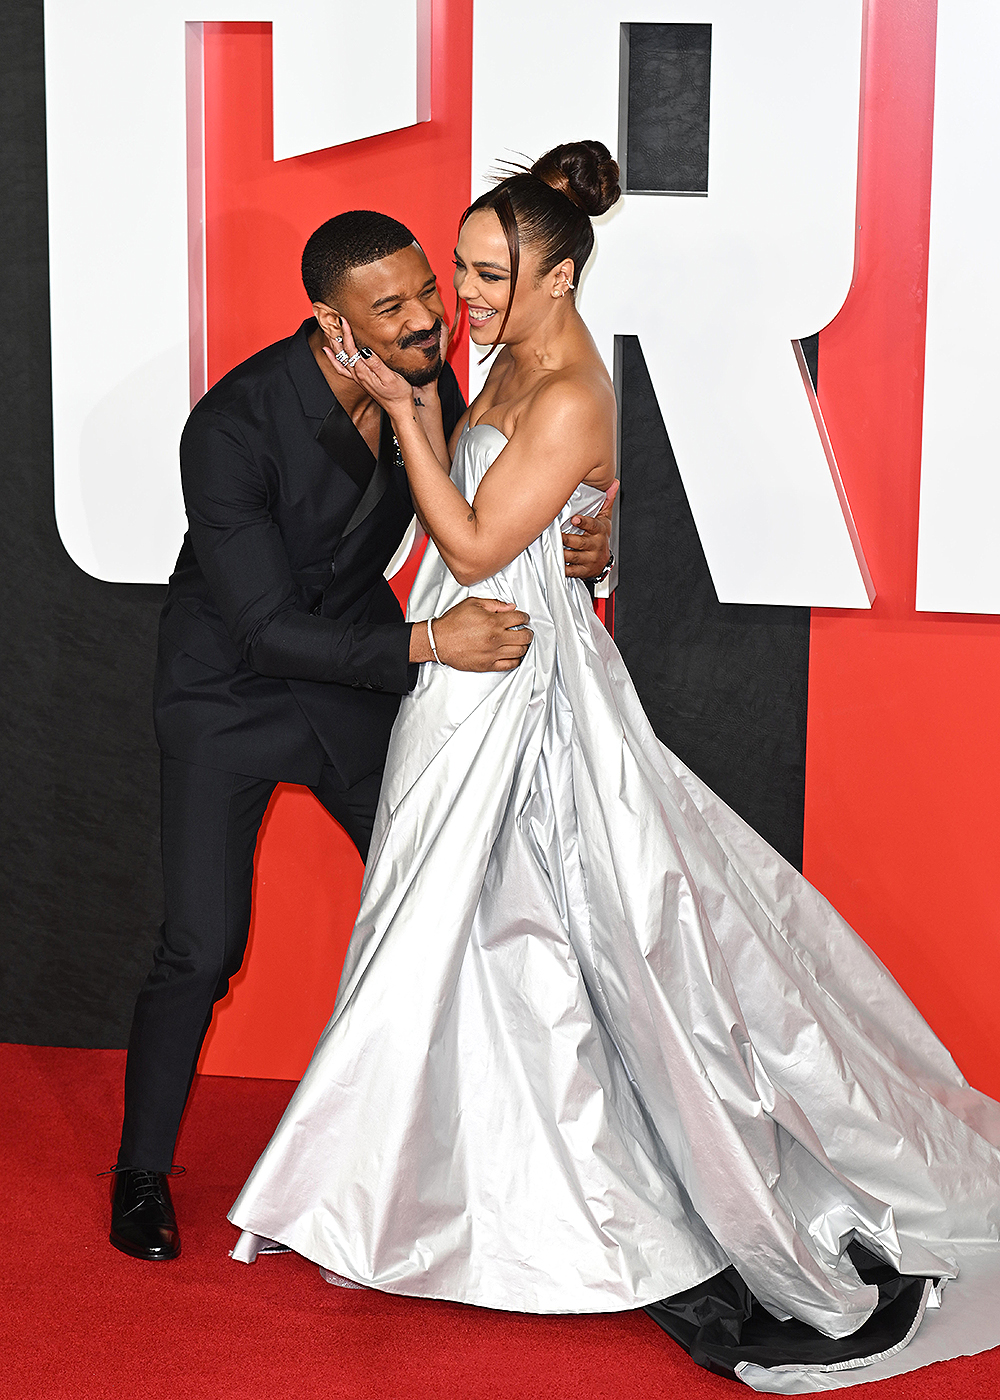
[916,0,1000,615]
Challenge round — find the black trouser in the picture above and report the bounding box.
[117,754,382,1171]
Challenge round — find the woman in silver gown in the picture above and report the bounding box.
[230,142,1000,1390]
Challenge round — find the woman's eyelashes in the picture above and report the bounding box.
[453,258,506,284]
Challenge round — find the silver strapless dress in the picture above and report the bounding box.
[230,423,1000,1390]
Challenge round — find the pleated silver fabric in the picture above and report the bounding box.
[231,424,1000,1344]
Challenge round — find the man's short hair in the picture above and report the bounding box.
[301,210,417,306]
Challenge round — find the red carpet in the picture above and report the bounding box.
[2,1045,997,1400]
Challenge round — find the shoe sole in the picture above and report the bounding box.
[109,1231,181,1262]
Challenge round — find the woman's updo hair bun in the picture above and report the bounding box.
[459,138,621,354]
[530,140,621,219]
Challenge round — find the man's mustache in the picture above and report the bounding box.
[398,318,443,354]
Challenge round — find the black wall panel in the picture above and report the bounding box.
[0,2,165,1047]
[614,337,811,869]
[620,22,712,194]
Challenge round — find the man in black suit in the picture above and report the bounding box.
[110,211,612,1261]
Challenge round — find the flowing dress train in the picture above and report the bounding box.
[231,424,1000,1390]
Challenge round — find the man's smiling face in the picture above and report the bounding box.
[330,243,448,386]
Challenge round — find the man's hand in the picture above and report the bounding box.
[410,598,533,672]
[562,480,618,579]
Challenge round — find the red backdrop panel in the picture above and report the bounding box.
[806,0,1000,1096]
[197,5,471,1079]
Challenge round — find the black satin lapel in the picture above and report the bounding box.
[315,399,376,496]
[341,410,394,538]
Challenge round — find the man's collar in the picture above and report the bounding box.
[285,317,339,421]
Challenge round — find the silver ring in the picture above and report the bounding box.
[334,351,350,365]
[346,351,363,367]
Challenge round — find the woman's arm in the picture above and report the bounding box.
[410,377,451,473]
[447,404,473,459]
[332,325,614,587]
[404,379,450,535]
[400,385,612,584]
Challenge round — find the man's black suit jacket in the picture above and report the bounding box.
[154,318,466,787]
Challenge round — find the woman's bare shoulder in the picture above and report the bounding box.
[495,364,614,491]
[520,361,615,438]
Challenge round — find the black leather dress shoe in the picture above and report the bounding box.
[109,1168,181,1261]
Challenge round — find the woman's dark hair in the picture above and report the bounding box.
[459,140,621,352]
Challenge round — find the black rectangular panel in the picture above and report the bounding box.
[0,0,165,1047]
[620,22,712,195]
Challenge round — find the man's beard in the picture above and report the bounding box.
[398,359,444,387]
[392,318,444,387]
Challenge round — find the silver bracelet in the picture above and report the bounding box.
[426,616,442,664]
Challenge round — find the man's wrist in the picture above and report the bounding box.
[591,549,614,584]
[408,619,434,665]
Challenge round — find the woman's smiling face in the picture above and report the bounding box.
[453,211,512,343]
[453,209,550,347]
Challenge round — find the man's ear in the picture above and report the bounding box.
[312,301,343,343]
